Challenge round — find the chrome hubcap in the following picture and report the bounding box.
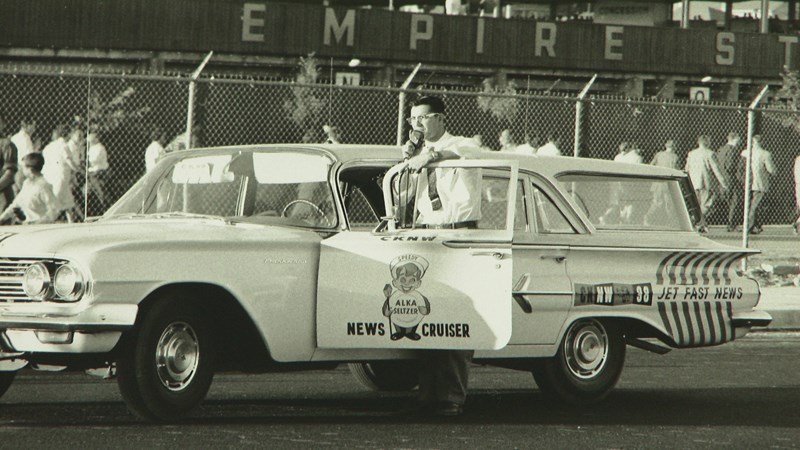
[564,320,608,379]
[155,322,199,391]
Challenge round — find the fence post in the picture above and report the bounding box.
[741,84,769,270]
[83,72,92,220]
[185,51,213,149]
[573,74,597,157]
[396,63,422,145]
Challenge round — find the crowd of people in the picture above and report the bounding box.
[608,132,775,235]
[464,127,784,234]
[0,116,113,225]
[0,116,206,226]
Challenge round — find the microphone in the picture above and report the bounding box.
[405,129,425,160]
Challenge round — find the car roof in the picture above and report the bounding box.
[180,144,685,179]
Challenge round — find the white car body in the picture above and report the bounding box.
[0,144,770,420]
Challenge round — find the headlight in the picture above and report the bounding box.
[53,263,85,301]
[23,263,50,300]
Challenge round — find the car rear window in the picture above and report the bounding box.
[556,174,693,232]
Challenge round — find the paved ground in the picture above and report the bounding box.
[2,336,799,448]
[707,225,800,329]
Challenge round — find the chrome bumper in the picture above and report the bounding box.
[0,303,137,353]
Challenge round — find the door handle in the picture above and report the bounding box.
[540,254,567,263]
[471,251,507,260]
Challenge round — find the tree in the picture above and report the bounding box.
[283,52,328,142]
[769,65,800,133]
[476,77,519,126]
[80,86,151,133]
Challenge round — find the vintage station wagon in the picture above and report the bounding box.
[0,144,770,421]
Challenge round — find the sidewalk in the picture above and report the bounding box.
[757,287,800,330]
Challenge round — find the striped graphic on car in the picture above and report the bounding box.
[657,301,734,347]
[655,252,748,286]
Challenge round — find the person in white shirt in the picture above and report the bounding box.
[11,119,36,193]
[399,97,481,228]
[0,153,58,224]
[614,141,643,164]
[41,125,80,222]
[144,127,167,173]
[86,132,109,214]
[498,129,517,152]
[392,95,480,417]
[515,134,541,155]
[536,135,562,157]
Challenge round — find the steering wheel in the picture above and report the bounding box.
[281,200,332,227]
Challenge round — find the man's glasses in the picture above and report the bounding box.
[406,113,441,125]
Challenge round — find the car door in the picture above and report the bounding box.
[317,160,518,351]
[508,177,577,345]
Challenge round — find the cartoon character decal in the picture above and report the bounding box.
[382,254,431,340]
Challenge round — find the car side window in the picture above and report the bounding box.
[531,183,575,234]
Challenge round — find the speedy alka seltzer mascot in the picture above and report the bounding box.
[382,254,431,340]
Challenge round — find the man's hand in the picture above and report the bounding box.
[402,140,418,160]
[405,152,432,172]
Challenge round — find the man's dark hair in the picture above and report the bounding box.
[413,96,446,114]
[22,152,45,173]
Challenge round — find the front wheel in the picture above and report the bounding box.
[531,318,625,405]
[348,361,419,391]
[0,372,15,398]
[117,294,217,421]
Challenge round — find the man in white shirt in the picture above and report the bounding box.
[400,97,481,228]
[144,127,167,173]
[86,132,109,214]
[614,141,643,164]
[392,96,480,417]
[41,124,80,221]
[514,134,540,156]
[536,135,562,157]
[11,119,36,192]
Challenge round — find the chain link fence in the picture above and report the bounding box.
[1,67,799,238]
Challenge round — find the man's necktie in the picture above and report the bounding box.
[427,148,441,210]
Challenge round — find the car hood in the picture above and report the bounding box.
[0,218,311,257]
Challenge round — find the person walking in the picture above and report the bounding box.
[716,132,743,232]
[650,139,679,169]
[85,132,109,215]
[685,135,728,232]
[11,119,36,193]
[744,134,775,234]
[41,124,80,222]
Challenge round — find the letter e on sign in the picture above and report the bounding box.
[242,3,266,42]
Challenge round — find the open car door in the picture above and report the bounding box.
[317,160,518,350]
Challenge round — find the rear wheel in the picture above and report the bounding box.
[117,294,217,421]
[531,318,625,405]
[348,361,419,391]
[0,372,15,398]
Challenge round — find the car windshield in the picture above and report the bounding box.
[556,173,693,232]
[103,150,338,228]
